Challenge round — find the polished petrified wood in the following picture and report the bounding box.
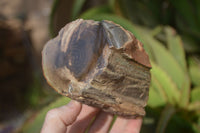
[42,19,151,118]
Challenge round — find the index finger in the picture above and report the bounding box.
[110,117,142,133]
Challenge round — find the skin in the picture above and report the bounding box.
[41,100,143,133]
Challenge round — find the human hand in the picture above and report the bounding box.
[41,100,142,133]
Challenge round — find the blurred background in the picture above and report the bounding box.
[0,0,200,132]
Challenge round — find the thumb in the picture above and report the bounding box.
[41,100,82,133]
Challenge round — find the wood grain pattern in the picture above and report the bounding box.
[42,19,151,118]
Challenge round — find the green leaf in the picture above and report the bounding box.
[198,116,200,125]
[165,28,191,107]
[49,0,76,37]
[192,122,200,133]
[156,105,176,133]
[154,26,191,108]
[49,0,60,37]
[109,115,117,132]
[148,86,166,107]
[71,0,86,20]
[189,65,200,86]
[179,76,190,108]
[22,97,71,133]
[188,87,200,111]
[151,75,167,103]
[80,5,113,19]
[151,62,180,105]
[188,102,200,111]
[151,26,163,37]
[164,26,187,72]
[191,87,200,102]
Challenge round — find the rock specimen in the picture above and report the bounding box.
[42,19,151,118]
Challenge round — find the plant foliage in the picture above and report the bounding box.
[24,0,200,132]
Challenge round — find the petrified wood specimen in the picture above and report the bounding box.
[42,19,151,118]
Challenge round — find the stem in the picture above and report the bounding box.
[156,104,176,133]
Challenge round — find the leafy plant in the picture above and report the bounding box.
[24,0,200,132]
[22,97,71,133]
[112,0,200,53]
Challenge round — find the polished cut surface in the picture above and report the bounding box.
[42,19,151,118]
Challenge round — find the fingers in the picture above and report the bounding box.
[66,104,100,133]
[42,100,143,133]
[41,100,82,133]
[110,117,142,133]
[88,112,113,133]
[123,117,142,133]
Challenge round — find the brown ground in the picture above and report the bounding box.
[0,0,52,132]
